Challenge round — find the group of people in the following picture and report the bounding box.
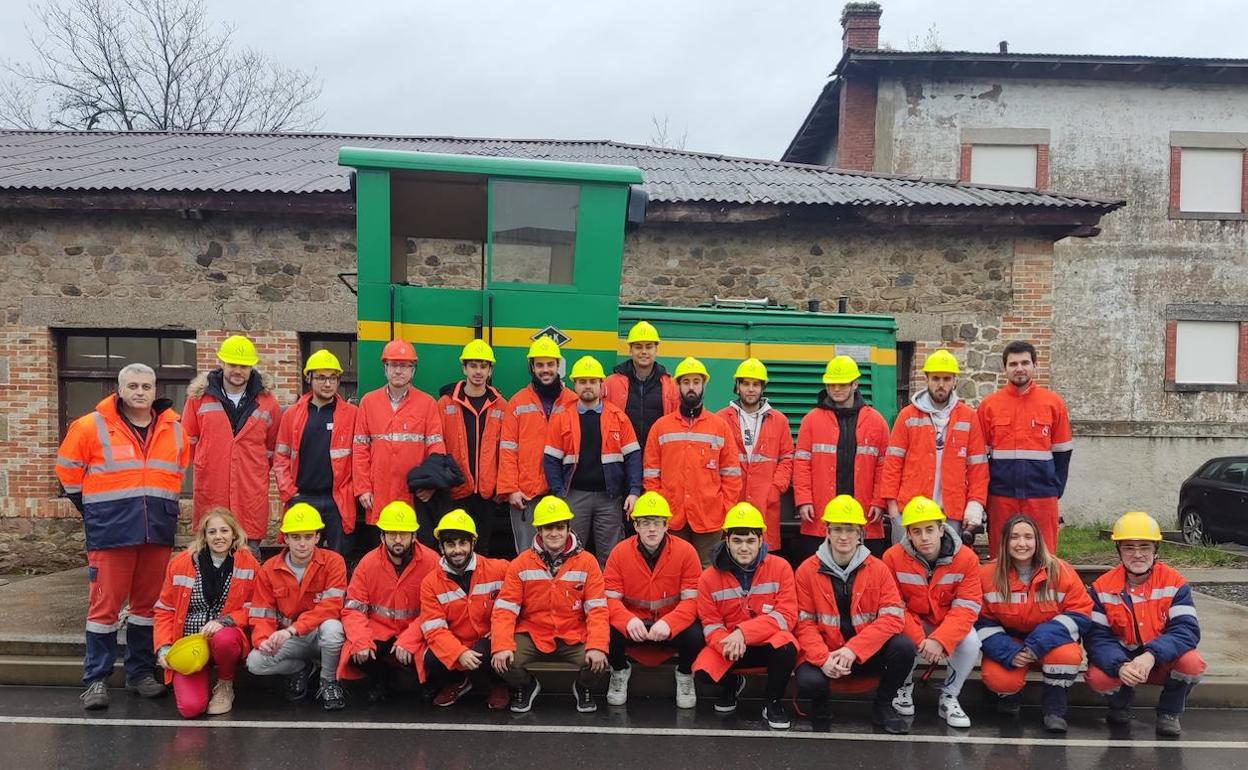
[53,323,1205,736]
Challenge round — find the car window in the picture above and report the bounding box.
[1216,460,1248,486]
[1198,460,1225,480]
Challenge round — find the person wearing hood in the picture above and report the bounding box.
[793,355,890,563]
[439,340,506,555]
[794,495,913,734]
[692,502,798,731]
[880,496,983,728]
[717,359,794,553]
[643,357,742,566]
[57,362,190,710]
[880,349,988,545]
[497,336,578,555]
[491,496,609,714]
[602,321,678,453]
[182,335,280,556]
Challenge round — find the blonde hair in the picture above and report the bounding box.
[188,507,247,556]
[993,514,1060,604]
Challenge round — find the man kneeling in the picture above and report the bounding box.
[603,491,704,707]
[491,496,609,713]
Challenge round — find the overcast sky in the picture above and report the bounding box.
[2,0,1245,159]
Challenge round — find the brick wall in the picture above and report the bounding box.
[999,239,1055,387]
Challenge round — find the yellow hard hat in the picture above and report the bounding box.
[722,501,766,532]
[433,508,478,539]
[531,495,574,527]
[527,335,563,360]
[377,500,419,533]
[303,349,343,375]
[900,496,946,529]
[1110,511,1163,542]
[217,335,258,366]
[630,491,672,520]
[672,356,711,383]
[166,634,210,676]
[280,502,325,534]
[823,355,861,385]
[822,495,867,526]
[627,321,661,345]
[733,358,769,383]
[569,355,607,380]
[922,349,961,375]
[460,339,496,364]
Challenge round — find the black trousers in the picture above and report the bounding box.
[795,633,916,705]
[696,643,797,702]
[421,638,501,690]
[455,494,505,557]
[608,623,704,675]
[357,637,398,684]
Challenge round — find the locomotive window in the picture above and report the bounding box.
[490,180,579,285]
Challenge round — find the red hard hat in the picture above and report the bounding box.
[381,339,417,363]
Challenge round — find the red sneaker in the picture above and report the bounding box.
[433,676,472,707]
[486,683,510,711]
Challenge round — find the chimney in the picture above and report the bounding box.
[999,40,1009,53]
[841,2,882,54]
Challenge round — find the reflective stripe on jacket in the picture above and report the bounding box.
[792,404,889,539]
[880,401,988,521]
[352,385,446,524]
[1085,562,1200,675]
[439,383,505,500]
[490,542,609,654]
[153,548,259,683]
[794,553,904,666]
[496,385,578,500]
[717,404,794,550]
[693,554,797,680]
[642,409,742,533]
[274,393,359,533]
[978,383,1074,500]
[406,555,510,676]
[974,558,1092,667]
[881,531,983,653]
[543,400,642,499]
[248,547,347,648]
[338,542,440,680]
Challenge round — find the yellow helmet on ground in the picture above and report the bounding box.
[527,335,563,360]
[627,321,661,345]
[822,495,867,526]
[433,509,478,539]
[630,491,672,520]
[823,355,861,385]
[672,356,710,383]
[733,358,769,383]
[531,495,574,527]
[280,503,325,533]
[569,355,607,380]
[900,496,946,529]
[303,349,343,375]
[460,339,496,364]
[922,349,961,375]
[217,335,258,366]
[723,502,766,532]
[377,500,419,533]
[1111,511,1163,542]
[166,634,210,676]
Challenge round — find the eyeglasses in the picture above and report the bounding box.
[1119,544,1156,555]
[310,375,340,383]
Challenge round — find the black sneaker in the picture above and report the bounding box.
[808,694,833,723]
[1107,707,1133,725]
[285,661,319,702]
[714,674,746,714]
[1043,713,1068,733]
[125,674,166,698]
[997,693,1021,717]
[81,680,110,710]
[1156,713,1182,737]
[572,680,597,713]
[509,676,541,714]
[317,680,347,711]
[872,701,909,734]
[366,679,389,704]
[763,699,791,730]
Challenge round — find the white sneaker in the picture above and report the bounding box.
[939,695,971,728]
[892,681,915,716]
[607,665,631,706]
[674,670,697,709]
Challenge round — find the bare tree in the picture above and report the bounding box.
[1,0,322,131]
[648,114,688,151]
[906,23,944,52]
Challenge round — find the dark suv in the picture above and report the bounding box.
[1178,456,1248,545]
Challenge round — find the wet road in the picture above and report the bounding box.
[1,685,1244,770]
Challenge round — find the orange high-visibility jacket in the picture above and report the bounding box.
[406,554,510,676]
[247,547,347,648]
[153,547,260,683]
[274,393,360,533]
[1086,562,1201,674]
[338,542,440,680]
[604,534,701,666]
[881,532,984,653]
[56,395,188,551]
[643,409,742,533]
[975,559,1092,667]
[602,371,679,415]
[977,383,1074,501]
[491,539,609,654]
[182,372,280,540]
[693,552,798,680]
[794,550,905,666]
[793,403,889,540]
[718,402,795,550]
[543,400,642,499]
[879,400,988,523]
[496,385,578,500]
[439,382,506,500]
[352,385,446,524]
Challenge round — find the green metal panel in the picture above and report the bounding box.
[338,147,643,185]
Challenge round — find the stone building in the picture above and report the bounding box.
[784,2,1248,530]
[0,130,1116,571]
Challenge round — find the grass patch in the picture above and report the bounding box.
[1056,526,1244,568]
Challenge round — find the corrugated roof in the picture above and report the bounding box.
[0,130,1120,210]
